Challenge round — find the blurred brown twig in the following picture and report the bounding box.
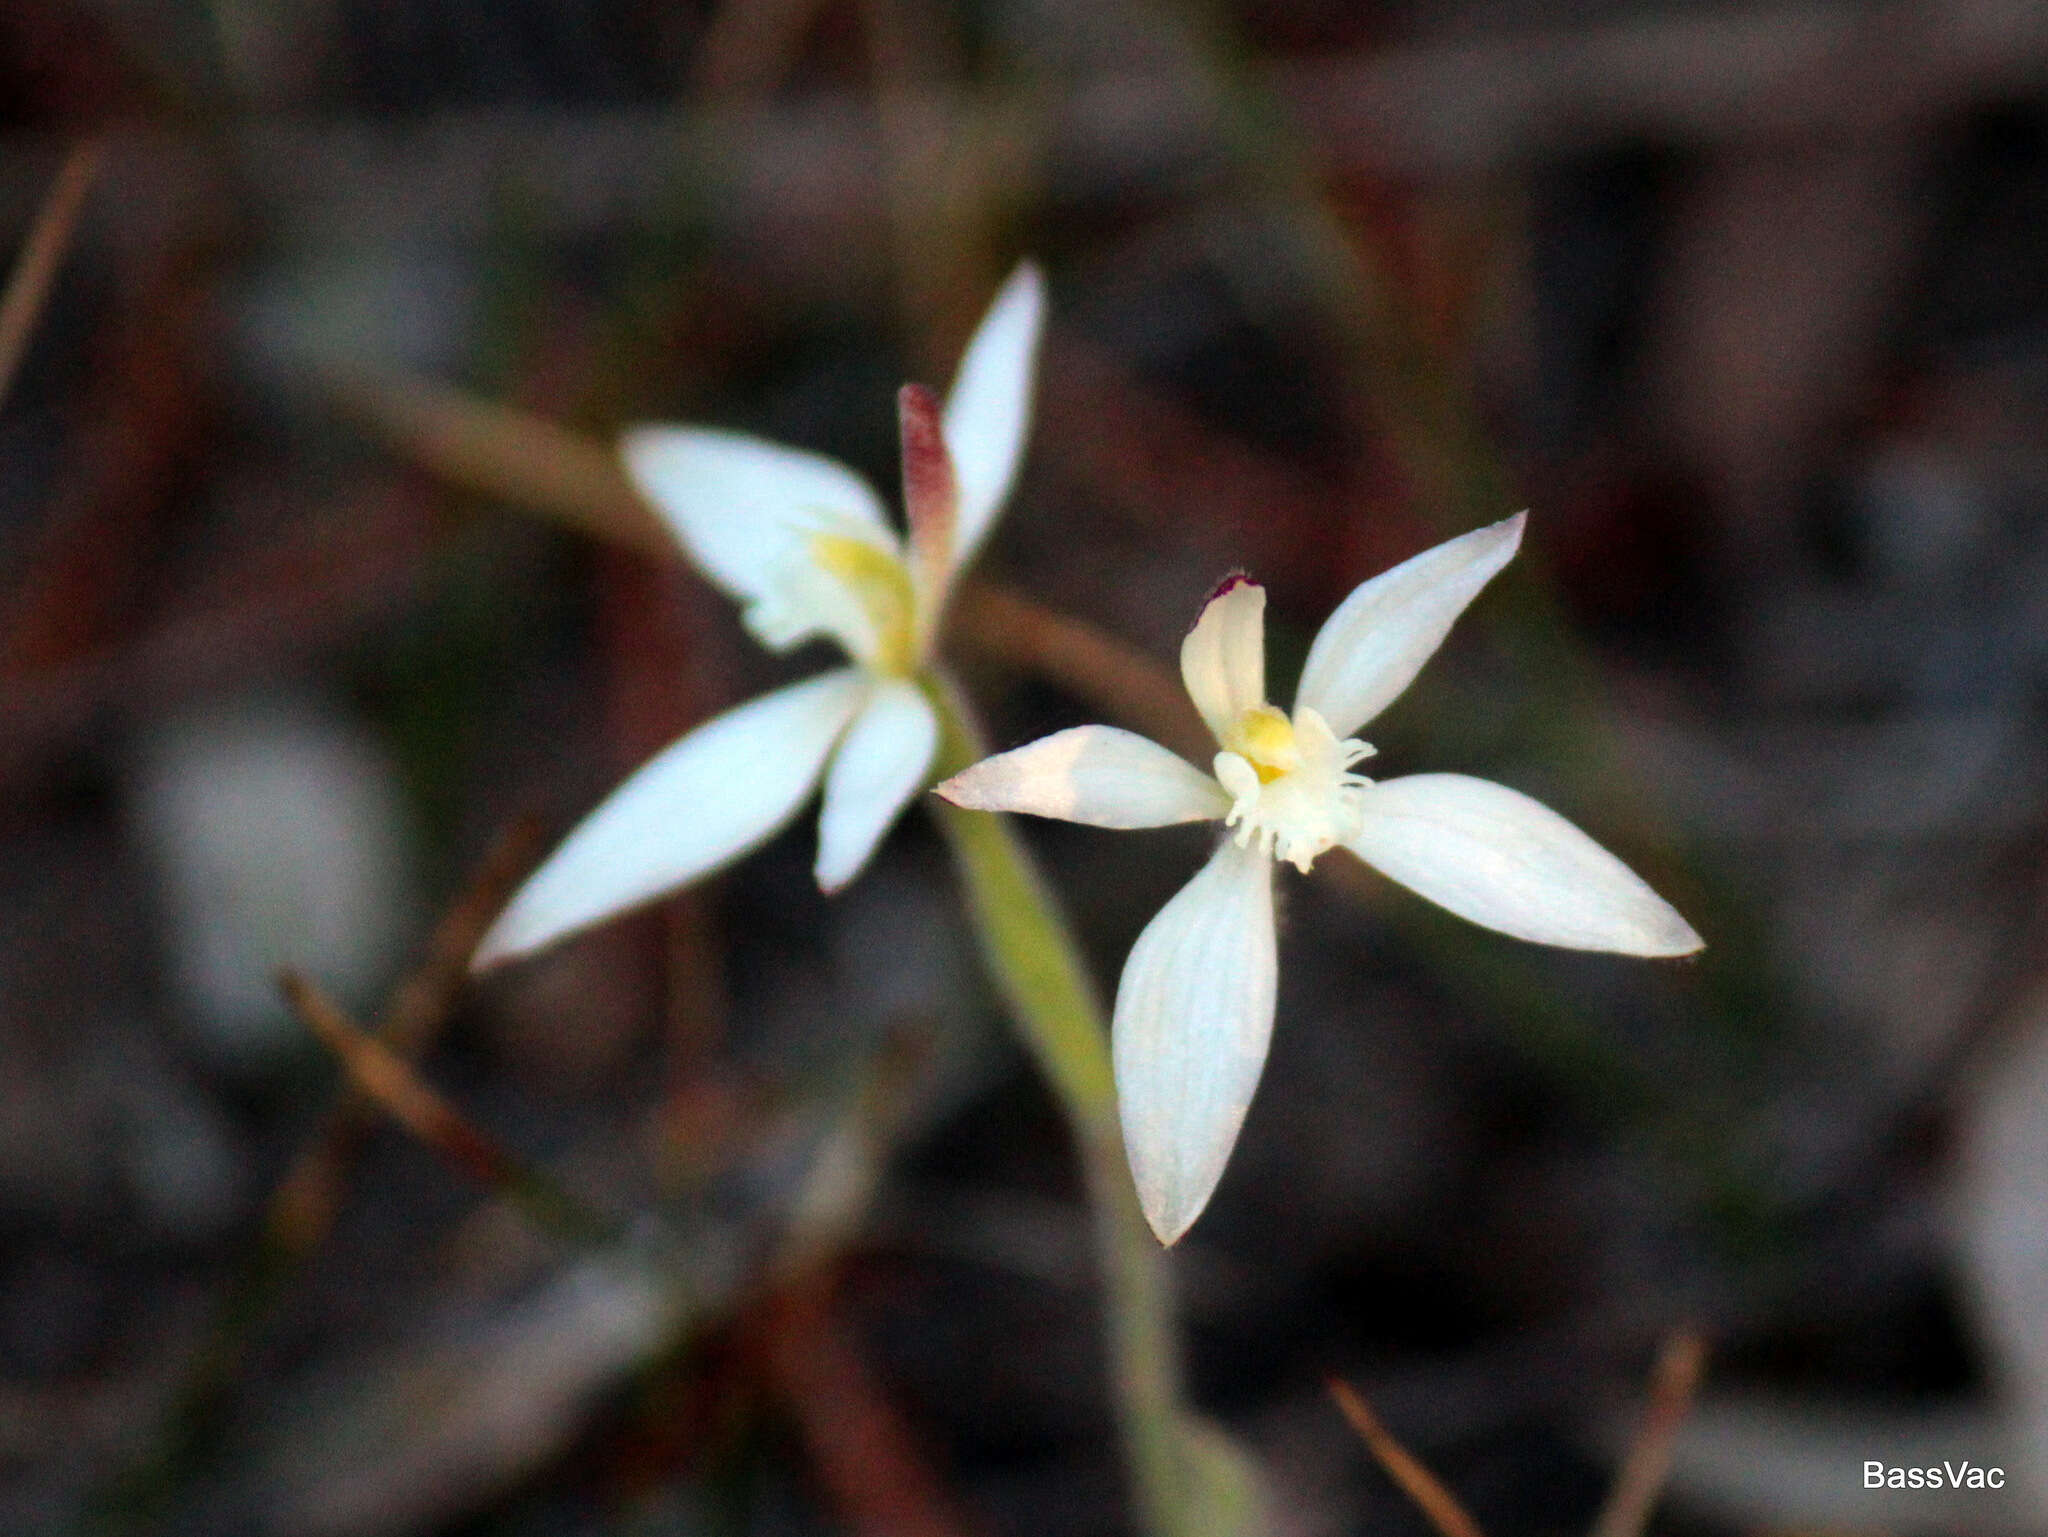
[0,135,102,410]
[281,970,620,1246]
[761,1274,986,1537]
[1327,1376,1487,1537]
[1331,1330,1709,1537]
[270,816,548,1247]
[1590,1331,1708,1537]
[329,366,672,556]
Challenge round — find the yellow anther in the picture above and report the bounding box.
[1230,704,1299,783]
[811,532,916,675]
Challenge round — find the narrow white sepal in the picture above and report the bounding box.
[619,426,896,603]
[1343,773,1703,956]
[934,726,1227,829]
[1180,577,1266,746]
[1112,837,1278,1245]
[943,261,1045,572]
[1295,512,1525,739]
[814,677,939,892]
[473,670,870,969]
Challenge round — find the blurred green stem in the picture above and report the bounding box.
[926,673,1246,1537]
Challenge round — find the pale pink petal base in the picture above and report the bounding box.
[934,725,1227,829]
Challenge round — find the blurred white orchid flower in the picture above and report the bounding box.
[936,512,1702,1243]
[474,263,1045,968]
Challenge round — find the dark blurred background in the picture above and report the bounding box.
[5,1,2048,1533]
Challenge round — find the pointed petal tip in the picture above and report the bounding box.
[929,755,1008,813]
[928,761,1010,815]
[993,259,1047,323]
[1610,889,1705,959]
[1131,1159,1219,1247]
[468,915,538,975]
[1649,912,1706,959]
[1191,570,1261,629]
[1142,1199,1199,1247]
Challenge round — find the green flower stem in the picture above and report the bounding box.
[925,673,1230,1537]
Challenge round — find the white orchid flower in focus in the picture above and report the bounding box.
[473,263,1045,968]
[935,513,1702,1244]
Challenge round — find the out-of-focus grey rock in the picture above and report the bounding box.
[231,250,480,404]
[127,691,419,1071]
[1857,441,1997,589]
[89,1029,245,1239]
[827,854,1000,1128]
[241,1251,698,1537]
[0,825,244,1238]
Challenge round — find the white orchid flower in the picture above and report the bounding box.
[935,512,1702,1244]
[473,263,1045,969]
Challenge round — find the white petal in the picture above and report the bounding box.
[934,726,1227,828]
[814,678,939,892]
[1112,837,1278,1244]
[1295,512,1525,738]
[942,261,1045,571]
[620,425,896,603]
[1342,773,1703,956]
[474,671,869,968]
[1179,576,1267,745]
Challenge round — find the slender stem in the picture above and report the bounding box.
[923,673,1195,1537]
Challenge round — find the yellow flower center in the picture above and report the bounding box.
[1226,704,1300,783]
[1213,706,1375,873]
[811,532,916,676]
